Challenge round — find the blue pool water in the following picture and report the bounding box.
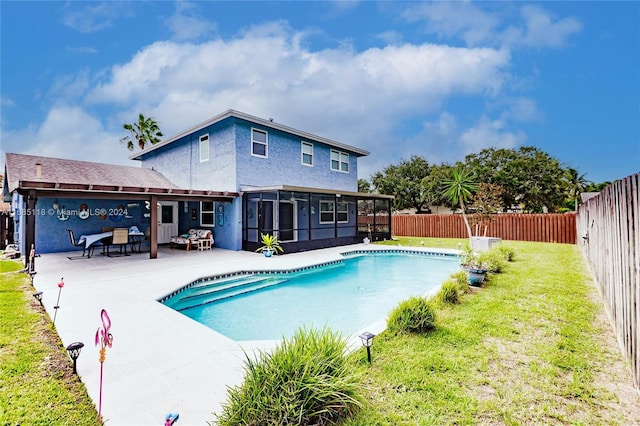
[161,251,460,341]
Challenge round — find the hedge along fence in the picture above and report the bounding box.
[392,213,577,244]
[577,173,639,390]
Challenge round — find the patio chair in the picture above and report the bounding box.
[105,228,130,257]
[66,228,96,260]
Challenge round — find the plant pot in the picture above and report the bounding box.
[465,267,487,286]
[263,249,273,257]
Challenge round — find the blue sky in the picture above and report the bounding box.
[1,1,639,185]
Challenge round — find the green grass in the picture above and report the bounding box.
[377,236,467,250]
[345,239,638,425]
[0,259,101,425]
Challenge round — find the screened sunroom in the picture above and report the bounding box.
[241,185,393,253]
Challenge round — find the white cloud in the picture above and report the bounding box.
[87,22,510,140]
[376,30,403,45]
[164,1,216,41]
[500,97,541,122]
[402,1,501,46]
[61,2,132,34]
[1,106,130,167]
[404,2,581,49]
[460,116,526,153]
[517,5,582,48]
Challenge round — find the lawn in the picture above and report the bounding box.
[0,258,101,425]
[346,238,640,425]
[1,240,638,425]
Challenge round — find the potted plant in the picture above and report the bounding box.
[459,244,487,286]
[255,233,284,257]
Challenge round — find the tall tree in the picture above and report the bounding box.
[464,146,567,212]
[442,167,477,239]
[358,178,371,193]
[420,163,452,212]
[121,113,164,151]
[371,155,432,212]
[563,167,592,211]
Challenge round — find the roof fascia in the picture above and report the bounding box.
[130,109,370,160]
[240,184,394,200]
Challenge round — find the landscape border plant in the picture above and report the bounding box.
[214,326,363,425]
[436,279,460,304]
[386,296,437,334]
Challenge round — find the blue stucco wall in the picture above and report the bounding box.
[139,119,237,192]
[234,118,358,192]
[174,200,240,251]
[26,197,151,253]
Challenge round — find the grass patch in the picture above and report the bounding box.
[0,259,101,425]
[345,239,639,425]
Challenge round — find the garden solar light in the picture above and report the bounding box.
[359,331,375,363]
[66,341,84,374]
[33,291,43,306]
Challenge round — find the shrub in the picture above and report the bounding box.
[387,296,436,334]
[437,280,460,304]
[450,271,470,293]
[494,244,515,262]
[478,250,506,274]
[215,327,363,426]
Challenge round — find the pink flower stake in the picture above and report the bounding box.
[95,309,113,421]
[52,278,64,326]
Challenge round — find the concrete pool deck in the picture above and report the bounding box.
[30,244,459,425]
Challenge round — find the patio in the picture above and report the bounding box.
[31,244,391,425]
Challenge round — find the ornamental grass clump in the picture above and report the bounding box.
[436,279,460,304]
[494,243,515,262]
[387,296,436,334]
[450,270,471,293]
[215,327,363,426]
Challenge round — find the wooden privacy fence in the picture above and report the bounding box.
[577,173,639,390]
[392,213,577,244]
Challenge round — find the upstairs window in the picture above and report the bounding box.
[330,149,349,172]
[199,134,209,162]
[301,141,313,166]
[252,128,268,157]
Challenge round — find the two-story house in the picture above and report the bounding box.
[3,109,392,261]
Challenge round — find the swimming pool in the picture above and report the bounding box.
[160,250,461,341]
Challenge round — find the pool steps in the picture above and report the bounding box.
[168,276,289,311]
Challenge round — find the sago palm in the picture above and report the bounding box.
[442,167,477,239]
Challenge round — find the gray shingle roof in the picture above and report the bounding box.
[5,153,177,193]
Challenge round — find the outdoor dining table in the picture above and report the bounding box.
[78,229,145,250]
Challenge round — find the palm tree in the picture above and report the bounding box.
[564,167,592,211]
[442,167,477,239]
[121,113,164,151]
